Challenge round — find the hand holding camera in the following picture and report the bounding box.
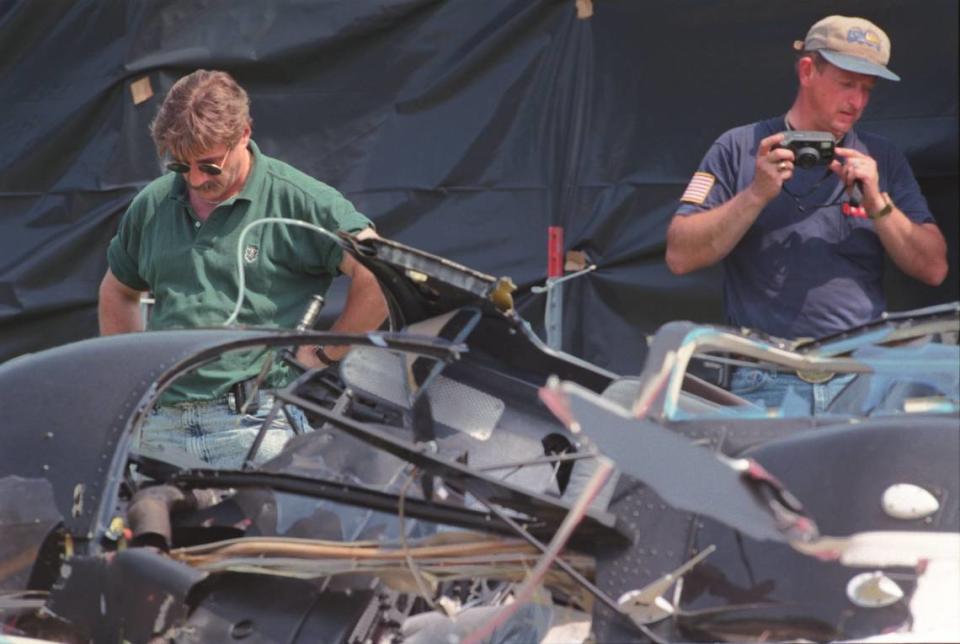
[754,131,833,202]
[831,147,881,218]
[766,131,880,217]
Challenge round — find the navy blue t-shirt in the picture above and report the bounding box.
[676,116,934,339]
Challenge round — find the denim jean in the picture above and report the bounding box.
[138,393,308,468]
[730,368,856,416]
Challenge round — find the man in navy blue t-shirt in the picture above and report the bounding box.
[665,16,948,413]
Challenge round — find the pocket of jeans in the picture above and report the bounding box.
[730,368,775,395]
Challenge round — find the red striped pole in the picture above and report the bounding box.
[547,226,564,278]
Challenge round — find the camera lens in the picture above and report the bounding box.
[795,146,820,169]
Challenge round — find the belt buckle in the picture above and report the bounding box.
[796,369,835,384]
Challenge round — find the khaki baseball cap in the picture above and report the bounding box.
[794,15,900,81]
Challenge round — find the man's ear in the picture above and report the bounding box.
[797,56,816,86]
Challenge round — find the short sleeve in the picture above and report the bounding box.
[676,136,739,216]
[304,186,373,275]
[106,196,150,291]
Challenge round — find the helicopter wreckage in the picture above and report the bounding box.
[1,236,957,642]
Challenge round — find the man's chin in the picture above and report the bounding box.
[833,114,857,133]
[190,186,223,201]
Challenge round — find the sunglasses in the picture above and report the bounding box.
[166,146,232,176]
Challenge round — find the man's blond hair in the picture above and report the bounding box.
[150,69,251,161]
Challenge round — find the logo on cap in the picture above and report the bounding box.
[847,27,883,53]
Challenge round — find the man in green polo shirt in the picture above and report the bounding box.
[98,69,386,467]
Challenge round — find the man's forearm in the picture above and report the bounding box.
[295,229,388,368]
[873,208,948,286]
[666,187,769,274]
[98,271,145,335]
[323,267,388,361]
[98,295,144,335]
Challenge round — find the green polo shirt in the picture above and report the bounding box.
[107,140,371,402]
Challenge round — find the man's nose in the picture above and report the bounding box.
[188,165,208,185]
[850,88,869,111]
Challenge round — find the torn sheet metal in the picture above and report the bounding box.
[541,379,816,543]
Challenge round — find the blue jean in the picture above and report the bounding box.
[138,393,308,468]
[730,368,856,416]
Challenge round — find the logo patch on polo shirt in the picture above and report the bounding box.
[243,245,259,263]
[680,172,715,205]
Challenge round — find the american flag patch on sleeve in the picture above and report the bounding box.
[680,172,716,205]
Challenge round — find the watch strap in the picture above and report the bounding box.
[314,345,339,366]
[869,193,894,220]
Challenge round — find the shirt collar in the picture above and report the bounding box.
[233,139,266,204]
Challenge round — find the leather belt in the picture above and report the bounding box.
[732,361,836,384]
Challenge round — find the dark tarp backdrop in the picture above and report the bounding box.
[1,0,956,374]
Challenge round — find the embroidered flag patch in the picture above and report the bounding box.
[680,172,715,205]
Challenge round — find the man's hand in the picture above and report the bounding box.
[825,148,946,286]
[830,147,882,213]
[294,344,327,370]
[750,133,795,203]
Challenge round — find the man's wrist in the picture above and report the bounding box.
[313,345,340,366]
[869,193,894,220]
[743,183,774,211]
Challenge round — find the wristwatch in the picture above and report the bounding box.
[869,193,894,220]
[313,345,339,366]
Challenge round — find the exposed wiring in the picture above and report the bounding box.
[397,467,437,609]
[224,217,343,327]
[169,535,594,597]
[462,458,617,644]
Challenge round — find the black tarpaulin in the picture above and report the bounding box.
[1,0,956,373]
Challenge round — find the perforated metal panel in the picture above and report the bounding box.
[341,346,408,408]
[427,375,504,440]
